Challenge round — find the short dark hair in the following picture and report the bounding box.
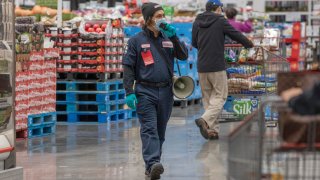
[225,7,238,19]
[206,2,220,12]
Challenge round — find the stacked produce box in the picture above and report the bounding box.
[15,17,57,138]
[49,18,136,123]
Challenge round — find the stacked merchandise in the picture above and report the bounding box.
[123,22,202,107]
[15,17,57,138]
[221,42,289,121]
[225,47,277,95]
[51,19,136,123]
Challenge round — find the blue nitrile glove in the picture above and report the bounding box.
[161,24,176,38]
[125,94,138,109]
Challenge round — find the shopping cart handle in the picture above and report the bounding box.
[0,146,14,154]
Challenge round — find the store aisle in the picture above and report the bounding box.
[16,106,237,180]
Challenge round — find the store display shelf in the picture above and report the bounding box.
[77,69,105,73]
[60,51,79,55]
[56,42,78,47]
[57,60,78,64]
[283,38,307,43]
[78,43,124,47]
[77,60,104,65]
[57,68,78,73]
[45,34,79,38]
[79,51,99,56]
[105,60,122,64]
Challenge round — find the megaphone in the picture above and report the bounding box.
[173,76,195,99]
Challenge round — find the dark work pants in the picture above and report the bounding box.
[135,84,174,172]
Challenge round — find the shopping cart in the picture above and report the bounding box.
[228,97,320,180]
[219,44,290,122]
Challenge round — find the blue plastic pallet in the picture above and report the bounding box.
[126,110,137,119]
[56,100,127,113]
[42,124,56,136]
[97,81,124,91]
[124,26,142,37]
[172,23,193,38]
[42,112,57,125]
[28,112,57,127]
[57,80,124,91]
[106,110,130,122]
[28,115,42,127]
[57,112,108,123]
[105,103,126,112]
[28,123,56,138]
[56,101,107,113]
[104,91,126,103]
[188,49,198,63]
[56,90,125,102]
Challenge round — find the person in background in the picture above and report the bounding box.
[225,7,253,33]
[192,0,253,140]
[123,2,188,179]
[281,82,320,115]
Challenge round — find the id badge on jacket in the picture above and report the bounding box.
[141,44,154,66]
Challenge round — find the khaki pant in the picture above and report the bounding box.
[199,71,228,133]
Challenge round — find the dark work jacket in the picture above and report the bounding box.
[289,82,320,115]
[192,11,253,73]
[123,27,188,95]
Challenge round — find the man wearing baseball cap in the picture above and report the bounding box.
[192,0,254,140]
[123,2,188,179]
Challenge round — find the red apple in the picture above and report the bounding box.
[85,23,91,30]
[96,28,102,33]
[93,24,100,30]
[87,28,94,32]
[97,56,104,63]
[101,24,107,30]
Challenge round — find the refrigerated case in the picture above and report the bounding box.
[0,0,16,170]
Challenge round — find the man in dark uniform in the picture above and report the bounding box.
[123,3,188,179]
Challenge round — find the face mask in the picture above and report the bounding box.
[154,18,167,31]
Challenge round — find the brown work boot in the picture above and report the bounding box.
[145,163,164,180]
[195,118,209,139]
[208,130,219,140]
